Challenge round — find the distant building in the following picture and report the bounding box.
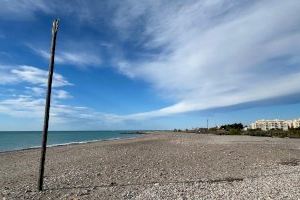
[243,126,249,131]
[249,119,300,131]
[291,119,300,128]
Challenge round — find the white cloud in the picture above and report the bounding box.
[0,0,107,22]
[10,65,72,87]
[0,95,45,118]
[0,64,99,128]
[109,0,300,119]
[0,0,50,20]
[34,49,102,67]
[0,65,19,84]
[0,64,118,128]
[0,95,121,129]
[26,87,45,96]
[54,90,73,99]
[25,87,72,100]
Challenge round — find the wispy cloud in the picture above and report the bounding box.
[10,65,72,87]
[53,89,73,99]
[0,64,119,128]
[0,64,103,128]
[0,0,107,22]
[0,96,44,118]
[26,87,45,97]
[25,86,72,100]
[0,0,50,20]
[0,94,122,128]
[33,48,102,67]
[0,65,19,84]
[1,65,72,87]
[0,65,78,125]
[109,0,300,119]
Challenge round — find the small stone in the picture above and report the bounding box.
[25,189,32,193]
[110,182,117,186]
[77,189,90,196]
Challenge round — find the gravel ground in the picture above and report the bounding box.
[0,132,299,199]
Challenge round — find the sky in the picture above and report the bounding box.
[0,0,300,130]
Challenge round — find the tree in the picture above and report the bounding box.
[220,123,244,131]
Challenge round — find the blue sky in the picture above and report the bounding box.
[0,0,300,130]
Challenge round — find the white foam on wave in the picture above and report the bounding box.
[0,136,140,153]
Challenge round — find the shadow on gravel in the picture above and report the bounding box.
[279,158,299,166]
[45,177,244,191]
[45,169,300,192]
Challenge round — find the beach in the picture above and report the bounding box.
[0,132,299,199]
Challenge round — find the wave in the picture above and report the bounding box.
[0,135,141,153]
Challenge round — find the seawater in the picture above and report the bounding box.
[0,131,140,152]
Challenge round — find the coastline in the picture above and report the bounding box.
[0,133,147,154]
[1,132,299,199]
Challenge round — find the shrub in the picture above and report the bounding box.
[213,129,227,135]
[228,128,241,135]
[244,129,300,138]
[220,123,244,131]
[287,129,300,138]
[245,129,271,137]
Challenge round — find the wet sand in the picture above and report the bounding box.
[0,132,299,199]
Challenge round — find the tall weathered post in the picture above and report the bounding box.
[38,19,59,191]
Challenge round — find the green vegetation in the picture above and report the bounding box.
[214,123,243,135]
[220,123,244,131]
[228,128,242,135]
[248,129,300,138]
[281,129,300,138]
[216,123,300,138]
[174,123,300,138]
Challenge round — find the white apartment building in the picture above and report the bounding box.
[292,119,300,128]
[250,119,300,131]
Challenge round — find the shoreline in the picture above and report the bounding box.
[0,134,147,154]
[1,131,299,154]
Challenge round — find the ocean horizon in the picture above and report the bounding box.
[0,130,141,152]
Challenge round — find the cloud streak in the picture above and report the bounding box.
[10,65,72,87]
[110,0,300,118]
[32,48,102,67]
[0,94,122,128]
[1,65,72,87]
[0,64,121,129]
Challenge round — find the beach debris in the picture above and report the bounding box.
[123,191,136,199]
[110,182,117,186]
[279,158,299,166]
[78,189,90,196]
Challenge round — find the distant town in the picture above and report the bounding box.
[173,118,300,138]
[248,119,300,131]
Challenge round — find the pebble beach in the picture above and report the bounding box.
[1,132,299,199]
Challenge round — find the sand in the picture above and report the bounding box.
[0,132,299,199]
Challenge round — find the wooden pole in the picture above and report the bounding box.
[38,19,59,191]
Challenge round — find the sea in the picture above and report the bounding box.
[0,131,141,152]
